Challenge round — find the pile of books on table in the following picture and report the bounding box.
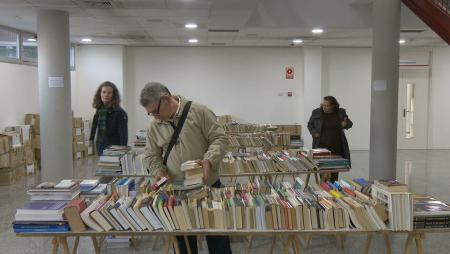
[96,146,147,176]
[13,180,82,233]
[221,150,312,174]
[413,196,450,229]
[53,177,389,232]
[228,135,273,148]
[224,124,271,134]
[307,148,350,170]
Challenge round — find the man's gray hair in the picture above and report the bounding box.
[140,82,172,107]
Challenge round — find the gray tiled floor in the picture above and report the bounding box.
[1,150,450,253]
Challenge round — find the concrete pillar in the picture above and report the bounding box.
[303,46,323,148]
[37,10,73,181]
[369,0,401,180]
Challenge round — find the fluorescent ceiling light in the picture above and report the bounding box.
[81,38,92,43]
[185,23,198,29]
[27,38,36,42]
[399,39,406,44]
[312,28,324,34]
[292,39,303,44]
[188,38,198,43]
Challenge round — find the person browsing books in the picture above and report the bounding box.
[307,96,353,182]
[90,81,128,155]
[140,82,232,254]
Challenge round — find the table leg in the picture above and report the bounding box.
[152,235,160,250]
[163,236,170,254]
[184,236,192,254]
[91,236,101,254]
[72,236,80,254]
[335,234,344,250]
[247,235,254,251]
[383,232,392,254]
[403,232,414,254]
[415,233,425,254]
[363,233,373,254]
[172,236,180,254]
[269,235,277,254]
[303,234,311,249]
[52,237,59,254]
[283,235,293,254]
[292,235,302,254]
[58,236,70,254]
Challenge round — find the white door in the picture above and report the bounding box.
[397,70,429,149]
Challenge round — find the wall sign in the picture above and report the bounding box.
[48,77,64,88]
[285,67,294,79]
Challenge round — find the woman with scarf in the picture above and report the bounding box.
[90,81,128,155]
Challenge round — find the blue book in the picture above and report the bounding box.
[18,201,68,213]
[13,223,68,229]
[14,227,70,233]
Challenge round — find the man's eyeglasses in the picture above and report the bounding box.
[148,98,162,116]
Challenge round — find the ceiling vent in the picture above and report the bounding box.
[211,42,227,46]
[400,29,426,33]
[208,29,239,33]
[76,0,119,9]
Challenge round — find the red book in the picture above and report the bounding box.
[320,182,331,192]
[343,187,356,197]
[66,199,87,213]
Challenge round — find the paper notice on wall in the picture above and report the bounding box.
[48,77,64,88]
[373,80,387,91]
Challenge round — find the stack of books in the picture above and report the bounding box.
[96,146,148,176]
[134,130,147,147]
[221,150,312,175]
[181,161,204,186]
[27,180,80,201]
[224,124,270,134]
[228,134,274,148]
[414,196,450,229]
[80,179,107,199]
[13,179,82,233]
[371,180,413,231]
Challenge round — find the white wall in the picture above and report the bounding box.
[0,62,39,128]
[125,47,304,138]
[322,48,372,150]
[72,45,125,121]
[429,47,450,149]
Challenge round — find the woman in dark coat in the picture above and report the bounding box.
[90,81,128,155]
[307,96,353,182]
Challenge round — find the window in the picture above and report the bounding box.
[70,45,76,70]
[22,33,38,62]
[405,83,415,139]
[0,27,19,60]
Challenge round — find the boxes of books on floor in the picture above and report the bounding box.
[0,153,10,168]
[72,117,84,129]
[1,132,21,149]
[10,146,25,168]
[0,168,15,186]
[4,125,31,144]
[24,113,40,135]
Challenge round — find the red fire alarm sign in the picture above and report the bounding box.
[287,91,293,97]
[285,67,294,79]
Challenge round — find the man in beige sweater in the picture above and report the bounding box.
[140,82,232,254]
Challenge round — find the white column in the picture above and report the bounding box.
[369,0,401,180]
[37,10,73,181]
[303,46,323,148]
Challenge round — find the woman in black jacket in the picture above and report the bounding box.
[90,81,128,155]
[307,96,353,182]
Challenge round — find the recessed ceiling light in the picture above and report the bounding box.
[312,28,324,34]
[81,38,92,43]
[292,39,303,44]
[188,38,198,43]
[185,23,198,29]
[399,39,406,44]
[27,38,36,42]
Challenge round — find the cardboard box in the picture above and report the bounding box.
[25,149,34,164]
[0,137,4,154]
[87,146,94,155]
[73,151,83,160]
[1,132,21,149]
[33,135,40,149]
[10,146,25,168]
[26,163,35,175]
[4,125,31,144]
[25,113,40,127]
[0,168,14,186]
[0,153,10,168]
[73,143,86,153]
[73,135,84,143]
[72,117,83,128]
